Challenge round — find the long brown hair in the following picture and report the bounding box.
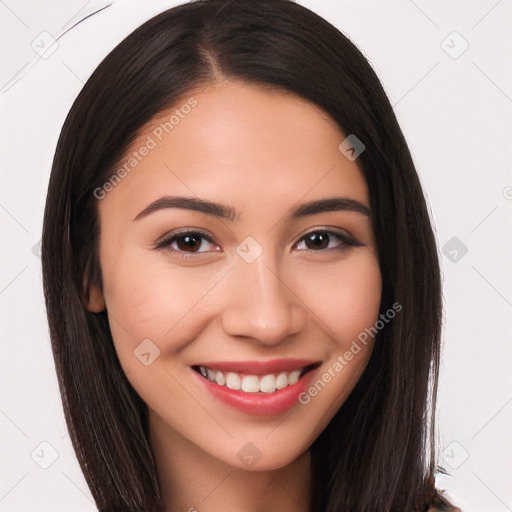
[42,0,457,510]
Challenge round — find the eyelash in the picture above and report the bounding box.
[154,228,363,258]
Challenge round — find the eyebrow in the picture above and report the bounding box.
[133,195,371,222]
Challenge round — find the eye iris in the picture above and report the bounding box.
[177,233,202,252]
[306,232,329,250]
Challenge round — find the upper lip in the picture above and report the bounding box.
[192,358,322,375]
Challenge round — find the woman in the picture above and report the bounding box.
[41,0,460,510]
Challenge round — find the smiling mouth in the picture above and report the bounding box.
[191,362,321,394]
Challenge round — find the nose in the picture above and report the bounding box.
[220,251,307,346]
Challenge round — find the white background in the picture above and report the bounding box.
[1,0,511,510]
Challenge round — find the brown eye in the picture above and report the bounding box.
[155,230,219,255]
[175,233,203,252]
[294,230,363,252]
[304,232,329,250]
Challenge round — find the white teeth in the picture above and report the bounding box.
[288,369,301,385]
[215,370,225,386]
[225,372,241,390]
[241,375,260,393]
[259,374,276,393]
[196,365,311,392]
[276,372,288,390]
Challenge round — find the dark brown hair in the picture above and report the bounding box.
[42,0,458,510]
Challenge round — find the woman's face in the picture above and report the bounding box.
[87,81,382,470]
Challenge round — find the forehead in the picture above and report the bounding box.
[98,81,369,221]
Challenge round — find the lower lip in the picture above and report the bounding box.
[191,366,319,416]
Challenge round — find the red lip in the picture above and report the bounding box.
[191,358,320,375]
[191,362,321,416]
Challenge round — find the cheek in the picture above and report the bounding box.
[337,257,382,339]
[292,252,382,430]
[100,252,212,366]
[100,254,220,418]
[297,250,382,345]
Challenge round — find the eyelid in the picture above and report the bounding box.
[293,226,362,246]
[153,227,214,248]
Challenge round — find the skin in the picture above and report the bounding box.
[86,81,382,512]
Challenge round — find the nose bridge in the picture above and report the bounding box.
[221,248,305,345]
